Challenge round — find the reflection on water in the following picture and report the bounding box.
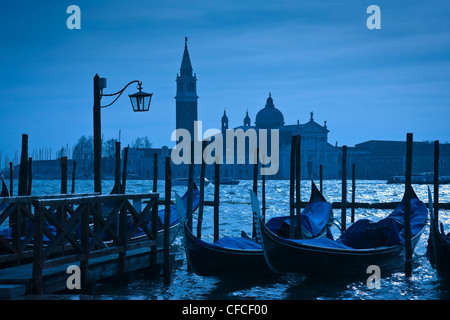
[12,179,450,300]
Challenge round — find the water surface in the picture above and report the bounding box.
[13,179,450,300]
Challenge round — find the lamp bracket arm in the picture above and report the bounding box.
[100,80,141,108]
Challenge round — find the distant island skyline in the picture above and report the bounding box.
[1,1,450,169]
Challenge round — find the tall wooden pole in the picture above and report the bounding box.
[122,147,128,194]
[93,74,102,195]
[9,162,13,196]
[15,134,28,238]
[319,164,323,194]
[434,140,439,224]
[252,148,258,195]
[262,166,266,223]
[153,153,158,193]
[18,134,28,196]
[295,135,301,239]
[197,141,206,239]
[114,142,121,194]
[71,161,77,194]
[213,159,220,243]
[289,135,296,239]
[252,148,258,237]
[60,156,67,194]
[187,141,194,232]
[351,163,356,223]
[404,133,413,278]
[164,157,172,285]
[341,145,347,232]
[27,157,33,196]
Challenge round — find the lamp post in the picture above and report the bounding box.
[93,74,152,194]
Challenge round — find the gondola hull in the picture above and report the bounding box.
[425,186,450,281]
[183,224,270,276]
[259,220,423,276]
[253,186,428,277]
[426,186,450,282]
[177,181,333,277]
[427,225,450,281]
[131,222,181,249]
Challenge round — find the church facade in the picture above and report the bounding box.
[173,38,340,180]
[219,94,340,179]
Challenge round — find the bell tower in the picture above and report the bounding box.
[221,109,229,134]
[175,37,198,141]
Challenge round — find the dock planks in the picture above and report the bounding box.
[0,246,171,295]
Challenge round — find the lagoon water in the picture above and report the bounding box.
[14,179,450,300]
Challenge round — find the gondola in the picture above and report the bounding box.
[253,185,428,277]
[426,187,450,281]
[132,184,200,247]
[176,181,334,276]
[103,181,200,245]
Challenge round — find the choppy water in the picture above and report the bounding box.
[13,179,450,300]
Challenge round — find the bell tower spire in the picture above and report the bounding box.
[175,37,198,140]
[180,37,193,77]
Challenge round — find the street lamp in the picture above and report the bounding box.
[128,82,153,112]
[93,74,152,194]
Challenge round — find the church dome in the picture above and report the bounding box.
[255,93,285,129]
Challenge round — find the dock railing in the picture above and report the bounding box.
[31,192,159,293]
[0,193,98,265]
[0,192,160,293]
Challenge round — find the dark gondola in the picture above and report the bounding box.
[176,181,334,276]
[253,186,428,277]
[426,187,450,281]
[129,183,200,247]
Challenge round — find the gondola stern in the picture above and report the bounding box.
[249,189,283,274]
[309,180,327,204]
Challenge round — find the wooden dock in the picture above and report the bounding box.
[0,191,177,298]
[0,245,171,296]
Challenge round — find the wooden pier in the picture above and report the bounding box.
[0,191,176,298]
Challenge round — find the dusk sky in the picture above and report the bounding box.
[1,0,450,166]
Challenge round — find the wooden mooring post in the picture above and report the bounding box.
[9,162,13,196]
[71,161,77,194]
[18,134,28,197]
[289,135,296,239]
[404,133,413,278]
[262,163,266,223]
[252,148,258,237]
[341,145,347,233]
[197,141,206,239]
[287,135,302,239]
[115,142,121,193]
[61,156,67,195]
[27,157,32,196]
[434,140,439,224]
[164,157,172,285]
[213,159,220,243]
[351,163,356,224]
[153,152,158,193]
[187,141,195,232]
[122,147,128,193]
[319,164,323,194]
[295,135,301,239]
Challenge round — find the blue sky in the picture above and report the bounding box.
[1,0,450,165]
